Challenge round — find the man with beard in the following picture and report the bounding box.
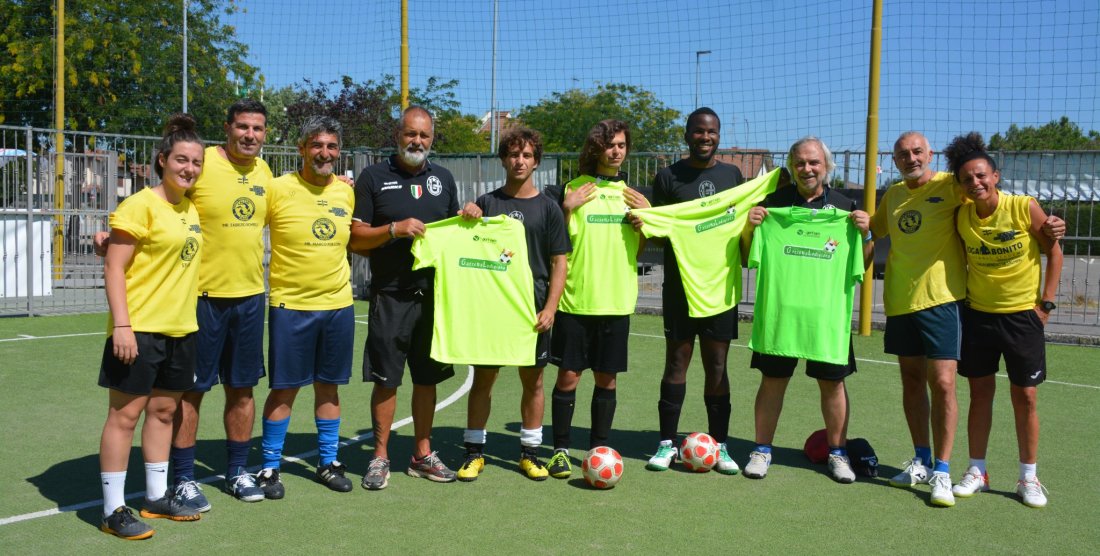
[349,106,480,489]
[642,108,744,474]
[254,116,356,497]
[872,131,1063,506]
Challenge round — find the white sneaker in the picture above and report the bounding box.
[889,458,930,487]
[1016,477,1049,508]
[744,450,771,479]
[952,466,990,497]
[828,453,856,484]
[930,471,955,507]
[715,443,740,475]
[645,440,677,471]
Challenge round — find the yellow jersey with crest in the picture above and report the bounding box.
[957,193,1042,313]
[870,171,967,316]
[108,187,203,337]
[266,172,355,310]
[187,146,272,297]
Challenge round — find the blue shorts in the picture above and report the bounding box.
[194,293,267,391]
[883,301,961,360]
[268,305,354,389]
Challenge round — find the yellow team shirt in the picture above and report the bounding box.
[266,172,354,310]
[108,187,203,337]
[957,193,1041,313]
[187,146,272,297]
[870,171,966,316]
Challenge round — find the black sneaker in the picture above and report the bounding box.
[139,491,201,521]
[547,449,572,479]
[100,506,154,540]
[256,468,285,500]
[316,461,353,492]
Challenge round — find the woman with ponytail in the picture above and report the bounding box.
[945,132,1062,509]
[97,114,206,539]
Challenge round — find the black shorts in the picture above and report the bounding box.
[959,306,1047,387]
[364,290,454,387]
[662,282,737,342]
[98,332,197,395]
[479,330,550,369]
[751,337,857,381]
[549,312,630,373]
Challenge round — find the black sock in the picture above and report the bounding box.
[551,388,576,450]
[589,387,617,448]
[464,442,484,456]
[657,381,687,442]
[704,393,732,443]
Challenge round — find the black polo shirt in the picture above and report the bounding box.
[762,185,856,211]
[353,155,459,293]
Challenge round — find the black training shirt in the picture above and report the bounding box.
[476,188,572,307]
[353,155,459,293]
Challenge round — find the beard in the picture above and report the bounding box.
[398,144,429,167]
[310,158,335,177]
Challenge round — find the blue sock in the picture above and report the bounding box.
[756,444,773,454]
[829,446,847,457]
[226,440,251,476]
[933,458,950,474]
[914,446,932,467]
[316,417,341,467]
[171,445,196,484]
[261,417,291,470]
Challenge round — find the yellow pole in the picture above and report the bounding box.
[53,0,65,280]
[859,0,883,336]
[400,0,409,110]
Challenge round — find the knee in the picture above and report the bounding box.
[224,386,254,408]
[593,372,617,390]
[1011,386,1038,412]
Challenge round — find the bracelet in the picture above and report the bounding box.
[114,325,131,328]
[388,222,397,239]
[863,230,873,244]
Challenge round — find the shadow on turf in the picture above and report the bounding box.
[27,432,329,530]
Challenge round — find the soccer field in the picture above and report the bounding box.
[1,304,1099,554]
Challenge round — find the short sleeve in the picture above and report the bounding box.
[410,233,438,272]
[353,169,375,223]
[109,194,151,242]
[747,223,765,269]
[846,218,864,286]
[545,198,572,255]
[635,204,676,239]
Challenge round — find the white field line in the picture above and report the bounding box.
[0,365,474,527]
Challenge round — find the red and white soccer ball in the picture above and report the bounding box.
[680,432,719,472]
[582,446,624,489]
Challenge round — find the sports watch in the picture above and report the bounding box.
[1039,300,1057,313]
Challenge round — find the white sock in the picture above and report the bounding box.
[464,428,487,445]
[1020,462,1037,481]
[145,461,169,501]
[520,427,543,448]
[101,471,127,517]
[969,458,987,474]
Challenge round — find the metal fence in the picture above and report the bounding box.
[2,125,1098,336]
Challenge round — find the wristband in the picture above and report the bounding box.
[388,222,397,239]
[114,325,131,328]
[863,230,873,244]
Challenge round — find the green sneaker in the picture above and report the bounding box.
[547,450,572,479]
[715,443,740,475]
[645,440,677,471]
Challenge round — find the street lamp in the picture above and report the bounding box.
[695,50,711,108]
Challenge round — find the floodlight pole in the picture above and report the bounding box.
[183,0,188,113]
[694,50,711,108]
[859,0,883,336]
[490,0,498,151]
[400,0,409,110]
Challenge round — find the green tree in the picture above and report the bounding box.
[433,110,489,153]
[989,117,1100,151]
[517,83,682,152]
[263,85,306,145]
[282,74,480,150]
[0,0,258,138]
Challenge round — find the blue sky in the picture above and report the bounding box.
[228,0,1098,157]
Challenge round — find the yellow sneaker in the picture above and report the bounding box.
[519,449,549,481]
[456,452,484,482]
